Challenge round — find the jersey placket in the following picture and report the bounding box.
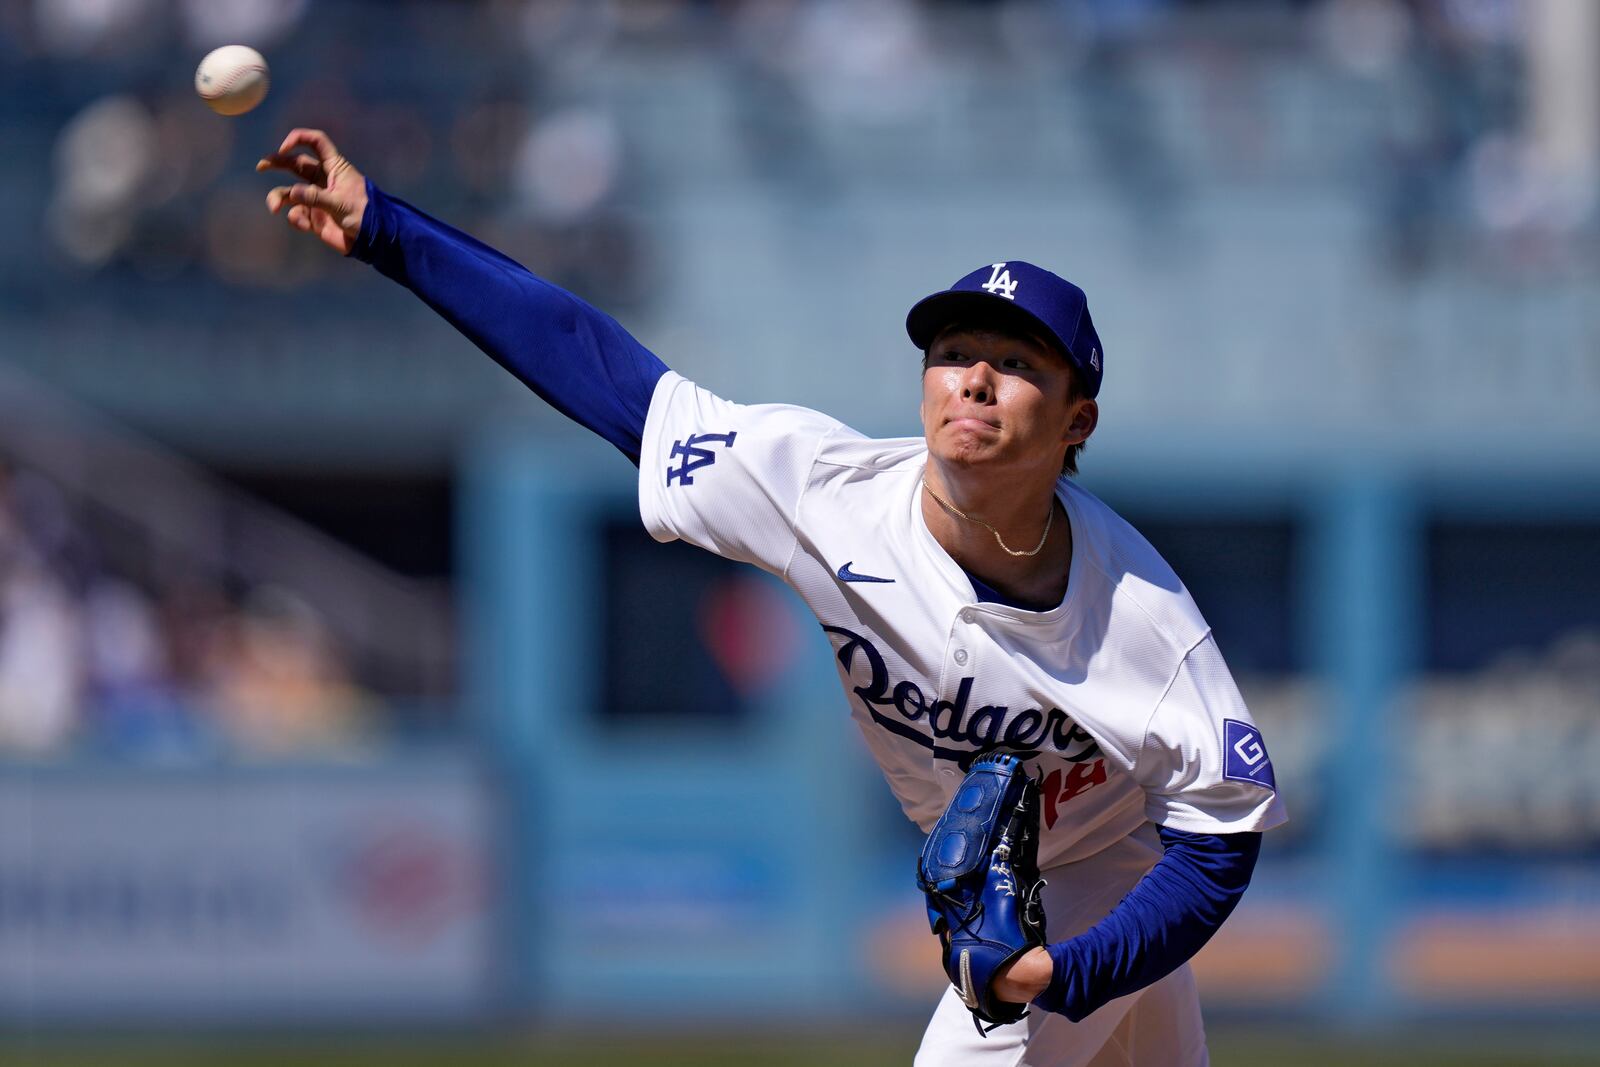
[932,604,989,789]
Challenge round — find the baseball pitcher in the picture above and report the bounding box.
[259,128,1286,1066]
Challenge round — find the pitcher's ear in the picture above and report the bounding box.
[1064,399,1098,447]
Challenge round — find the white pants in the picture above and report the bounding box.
[913,825,1209,1067]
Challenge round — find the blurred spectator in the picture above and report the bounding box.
[199,585,369,754]
[175,0,307,51]
[33,0,162,57]
[450,88,533,205]
[727,0,835,197]
[0,464,82,751]
[499,0,619,77]
[81,577,195,754]
[788,0,936,126]
[0,558,81,752]
[0,454,377,760]
[1412,628,1600,852]
[512,105,621,225]
[47,94,158,268]
[1312,0,1572,275]
[1057,0,1186,245]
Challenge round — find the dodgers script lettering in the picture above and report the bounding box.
[823,624,1099,767]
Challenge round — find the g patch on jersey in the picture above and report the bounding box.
[1222,719,1275,792]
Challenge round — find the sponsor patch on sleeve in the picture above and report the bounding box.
[1222,719,1276,792]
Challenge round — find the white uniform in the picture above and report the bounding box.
[638,372,1287,1065]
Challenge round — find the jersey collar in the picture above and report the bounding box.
[905,464,1085,625]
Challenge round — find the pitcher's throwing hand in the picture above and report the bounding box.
[257,128,368,255]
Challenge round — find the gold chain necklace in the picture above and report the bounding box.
[922,479,1054,558]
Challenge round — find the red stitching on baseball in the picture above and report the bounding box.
[201,63,268,100]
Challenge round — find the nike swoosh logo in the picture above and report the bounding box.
[837,561,895,584]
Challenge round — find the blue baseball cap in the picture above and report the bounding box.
[906,261,1104,398]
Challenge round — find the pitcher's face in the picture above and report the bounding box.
[920,327,1093,477]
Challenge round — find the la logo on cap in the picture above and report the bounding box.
[980,262,1019,300]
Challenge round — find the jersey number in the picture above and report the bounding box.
[1039,758,1107,831]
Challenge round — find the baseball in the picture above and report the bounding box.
[195,45,270,116]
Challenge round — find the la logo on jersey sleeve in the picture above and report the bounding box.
[666,431,736,486]
[1222,719,1275,792]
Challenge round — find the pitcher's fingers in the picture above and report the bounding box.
[266,183,329,214]
[255,153,325,184]
[276,128,340,165]
[286,204,313,232]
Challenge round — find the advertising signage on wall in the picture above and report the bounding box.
[0,763,495,1022]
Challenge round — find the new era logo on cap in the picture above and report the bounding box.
[905,260,1105,398]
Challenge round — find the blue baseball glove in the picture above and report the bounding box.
[917,753,1047,1033]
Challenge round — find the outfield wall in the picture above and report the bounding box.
[464,448,1600,1026]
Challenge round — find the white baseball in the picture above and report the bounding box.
[195,45,270,117]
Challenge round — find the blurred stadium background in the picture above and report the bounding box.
[1,0,1598,1063]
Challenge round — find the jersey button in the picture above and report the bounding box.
[953,648,968,665]
[959,610,974,624]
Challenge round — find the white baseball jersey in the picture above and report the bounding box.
[639,373,1286,869]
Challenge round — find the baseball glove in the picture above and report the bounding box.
[917,752,1047,1033]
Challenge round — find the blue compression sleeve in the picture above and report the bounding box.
[1033,828,1261,1022]
[351,179,669,464]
